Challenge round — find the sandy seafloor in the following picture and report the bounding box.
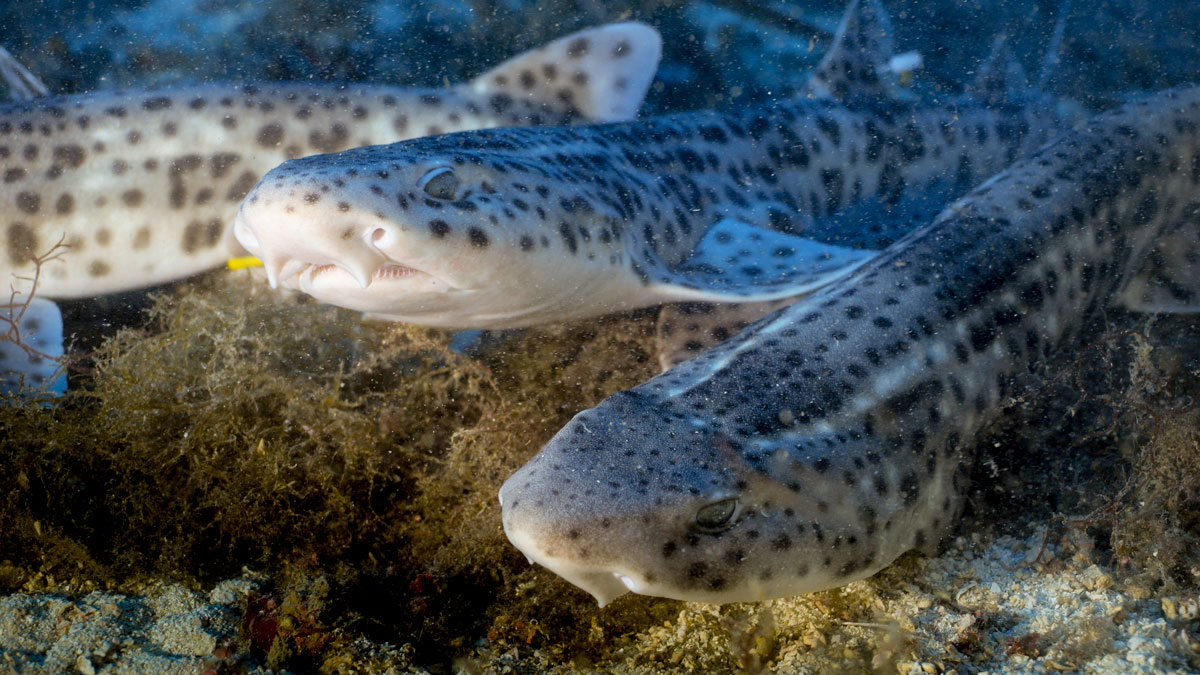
[2,0,1200,673]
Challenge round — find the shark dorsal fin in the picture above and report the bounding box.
[805,0,900,104]
[965,34,1031,106]
[0,45,49,101]
[469,23,662,122]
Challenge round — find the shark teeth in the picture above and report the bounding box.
[307,262,423,285]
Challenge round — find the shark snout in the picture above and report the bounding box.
[499,479,632,606]
[233,193,392,290]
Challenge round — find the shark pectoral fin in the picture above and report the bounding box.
[1116,225,1200,313]
[647,218,878,305]
[656,298,797,370]
[468,22,662,123]
[805,0,906,103]
[1,296,66,399]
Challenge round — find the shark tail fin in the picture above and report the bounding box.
[468,22,662,123]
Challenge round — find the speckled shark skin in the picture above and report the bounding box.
[233,0,1066,329]
[499,86,1200,605]
[0,23,661,300]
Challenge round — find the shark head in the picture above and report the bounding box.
[233,130,649,328]
[498,383,909,606]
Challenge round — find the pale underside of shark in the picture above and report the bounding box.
[0,22,663,395]
[234,0,1065,343]
[499,85,1200,606]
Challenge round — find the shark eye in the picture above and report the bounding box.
[693,498,740,533]
[418,167,460,201]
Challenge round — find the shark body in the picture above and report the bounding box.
[499,86,1200,605]
[0,22,661,301]
[0,23,661,395]
[234,0,1068,330]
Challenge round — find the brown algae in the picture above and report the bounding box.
[0,275,1198,671]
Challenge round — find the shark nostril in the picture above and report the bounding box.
[233,217,261,253]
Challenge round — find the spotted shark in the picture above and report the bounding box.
[498,86,1200,605]
[0,23,662,394]
[233,0,1068,334]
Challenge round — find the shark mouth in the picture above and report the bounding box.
[306,262,425,284]
[296,261,450,295]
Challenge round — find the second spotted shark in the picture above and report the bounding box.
[234,0,1069,332]
[500,86,1200,605]
[0,23,661,394]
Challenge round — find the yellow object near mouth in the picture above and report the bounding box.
[226,256,264,270]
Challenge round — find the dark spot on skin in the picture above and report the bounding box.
[6,223,37,264]
[467,227,489,247]
[257,123,284,147]
[96,229,111,246]
[226,171,257,202]
[15,192,39,214]
[489,94,512,114]
[429,220,451,238]
[182,219,224,253]
[309,123,350,153]
[3,168,25,183]
[210,152,240,178]
[141,96,172,111]
[121,189,145,207]
[88,260,110,277]
[133,227,151,250]
[170,180,186,209]
[53,144,86,168]
[567,37,589,58]
[169,154,203,175]
[558,222,577,254]
[55,194,74,215]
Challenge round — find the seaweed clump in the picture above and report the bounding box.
[0,272,672,669]
[0,274,494,585]
[1106,321,1200,591]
